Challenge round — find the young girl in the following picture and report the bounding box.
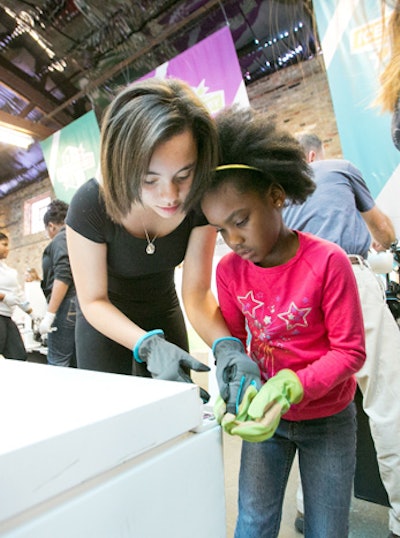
[201,106,366,538]
[66,78,260,405]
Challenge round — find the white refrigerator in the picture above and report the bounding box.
[0,359,226,537]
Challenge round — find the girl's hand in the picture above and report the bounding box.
[213,337,261,414]
[228,369,303,442]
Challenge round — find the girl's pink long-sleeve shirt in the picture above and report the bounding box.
[216,231,366,421]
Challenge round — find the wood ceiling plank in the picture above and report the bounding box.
[0,109,54,139]
[0,57,72,127]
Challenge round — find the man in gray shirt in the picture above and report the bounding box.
[283,134,400,538]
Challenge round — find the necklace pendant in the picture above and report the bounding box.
[146,242,156,255]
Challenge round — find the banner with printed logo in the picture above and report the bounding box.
[313,0,400,233]
[140,26,249,113]
[40,110,101,203]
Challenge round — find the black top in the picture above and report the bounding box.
[66,178,208,308]
[41,226,75,301]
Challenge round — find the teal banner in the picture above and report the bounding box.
[313,0,399,205]
[40,110,100,203]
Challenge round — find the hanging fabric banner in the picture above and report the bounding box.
[140,26,249,113]
[40,110,100,203]
[313,0,400,231]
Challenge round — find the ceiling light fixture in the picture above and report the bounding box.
[0,126,34,149]
[4,7,55,59]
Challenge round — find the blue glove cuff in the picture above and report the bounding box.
[133,329,164,362]
[212,336,243,354]
[236,376,259,414]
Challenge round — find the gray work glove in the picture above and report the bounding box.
[133,329,210,403]
[212,337,261,415]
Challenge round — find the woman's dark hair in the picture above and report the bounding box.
[100,77,218,222]
[210,105,315,204]
[43,199,69,226]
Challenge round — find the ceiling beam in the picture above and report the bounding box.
[0,57,73,127]
[0,110,54,140]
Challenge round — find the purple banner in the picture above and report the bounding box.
[141,26,249,114]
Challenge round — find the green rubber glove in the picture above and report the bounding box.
[220,385,258,435]
[230,369,304,442]
[213,337,261,414]
[213,384,258,425]
[133,329,210,403]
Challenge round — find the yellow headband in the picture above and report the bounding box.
[215,164,263,173]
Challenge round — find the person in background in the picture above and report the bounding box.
[66,77,261,405]
[0,232,34,360]
[374,0,400,151]
[200,106,366,538]
[24,267,41,282]
[24,268,47,316]
[283,133,400,538]
[18,267,47,346]
[40,200,76,367]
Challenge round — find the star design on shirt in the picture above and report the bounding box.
[238,290,263,318]
[277,301,311,331]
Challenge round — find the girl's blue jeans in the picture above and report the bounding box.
[234,402,357,538]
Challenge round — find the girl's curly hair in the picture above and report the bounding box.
[211,105,316,204]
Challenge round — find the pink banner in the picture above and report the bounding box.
[141,26,249,114]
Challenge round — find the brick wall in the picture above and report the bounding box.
[0,56,339,285]
[0,177,54,285]
[247,55,342,158]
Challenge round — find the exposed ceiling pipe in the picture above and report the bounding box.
[42,0,222,121]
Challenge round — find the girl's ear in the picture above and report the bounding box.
[270,184,285,208]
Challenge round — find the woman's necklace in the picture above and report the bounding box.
[142,223,159,255]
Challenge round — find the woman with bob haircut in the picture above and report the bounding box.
[66,77,261,404]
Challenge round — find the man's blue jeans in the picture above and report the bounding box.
[235,402,357,538]
[47,295,77,367]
